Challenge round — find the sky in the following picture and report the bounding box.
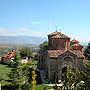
[0,0,90,42]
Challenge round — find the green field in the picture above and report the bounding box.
[35,84,53,90]
[0,64,12,86]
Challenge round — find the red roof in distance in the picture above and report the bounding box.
[2,49,15,58]
[70,39,79,43]
[72,43,84,47]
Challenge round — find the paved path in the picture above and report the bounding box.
[44,84,62,87]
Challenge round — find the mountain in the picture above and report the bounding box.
[0,36,47,45]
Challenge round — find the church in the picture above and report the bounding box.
[38,30,85,82]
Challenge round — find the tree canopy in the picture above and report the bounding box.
[20,46,32,57]
[83,42,90,60]
[38,41,48,53]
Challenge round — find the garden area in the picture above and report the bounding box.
[0,63,52,90]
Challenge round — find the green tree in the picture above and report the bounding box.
[22,63,30,81]
[62,66,84,90]
[83,42,90,60]
[8,51,25,90]
[38,41,48,53]
[81,62,90,90]
[34,53,38,60]
[21,81,31,90]
[20,46,32,58]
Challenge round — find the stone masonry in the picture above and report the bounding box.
[38,30,85,82]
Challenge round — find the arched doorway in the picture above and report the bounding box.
[61,56,74,80]
[62,56,74,69]
[62,67,67,81]
[62,66,67,73]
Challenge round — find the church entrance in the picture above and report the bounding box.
[61,56,74,81]
[62,67,67,81]
[62,67,67,73]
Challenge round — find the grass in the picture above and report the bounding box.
[29,60,38,64]
[29,60,38,67]
[35,84,53,90]
[0,64,12,86]
[0,63,53,90]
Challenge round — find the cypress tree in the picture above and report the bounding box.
[8,51,25,90]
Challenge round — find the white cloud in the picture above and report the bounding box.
[32,31,44,34]
[18,28,30,31]
[0,27,7,31]
[29,22,43,24]
[18,27,44,35]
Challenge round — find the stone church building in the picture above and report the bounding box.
[38,30,85,82]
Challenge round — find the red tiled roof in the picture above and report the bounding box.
[72,43,84,47]
[71,50,85,58]
[2,50,15,58]
[47,50,65,58]
[70,39,79,43]
[47,31,71,39]
[47,50,84,58]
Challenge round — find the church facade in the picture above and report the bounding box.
[38,30,85,82]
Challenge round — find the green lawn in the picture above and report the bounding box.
[35,84,53,90]
[29,60,38,64]
[0,63,53,90]
[0,64,12,86]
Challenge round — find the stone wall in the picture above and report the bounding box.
[47,58,58,82]
[38,49,84,82]
[77,58,84,71]
[48,38,70,50]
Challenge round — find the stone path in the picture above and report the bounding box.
[36,67,50,84]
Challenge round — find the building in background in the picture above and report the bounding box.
[1,49,15,64]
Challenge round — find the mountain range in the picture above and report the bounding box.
[0,36,47,45]
[0,36,88,46]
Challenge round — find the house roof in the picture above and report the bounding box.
[47,50,84,59]
[70,39,79,43]
[47,31,71,39]
[2,49,15,58]
[72,43,84,47]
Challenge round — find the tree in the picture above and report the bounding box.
[83,42,90,60]
[62,66,84,90]
[8,51,25,90]
[20,46,32,58]
[81,61,90,89]
[22,63,30,81]
[38,41,48,53]
[21,81,31,90]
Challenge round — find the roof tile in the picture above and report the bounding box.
[2,50,15,58]
[47,31,71,39]
[47,50,84,58]
[70,39,79,43]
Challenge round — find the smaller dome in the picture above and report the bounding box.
[70,39,79,43]
[72,43,83,47]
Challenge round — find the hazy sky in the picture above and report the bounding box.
[0,0,90,42]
